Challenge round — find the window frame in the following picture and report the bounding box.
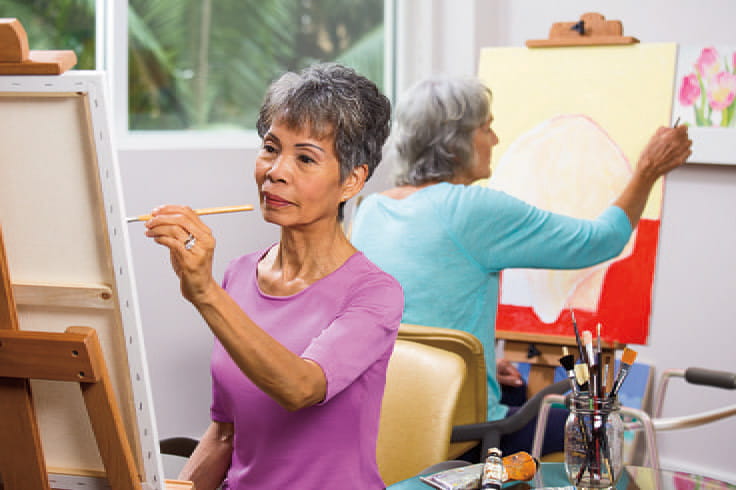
[101,0,397,150]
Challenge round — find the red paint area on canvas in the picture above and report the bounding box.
[496,218,659,345]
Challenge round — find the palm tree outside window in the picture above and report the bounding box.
[5,0,385,131]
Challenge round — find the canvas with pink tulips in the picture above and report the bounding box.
[676,46,736,128]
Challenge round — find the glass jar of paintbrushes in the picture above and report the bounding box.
[561,313,637,489]
[564,393,624,488]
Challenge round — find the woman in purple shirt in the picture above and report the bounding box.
[144,64,402,489]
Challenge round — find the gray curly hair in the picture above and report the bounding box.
[256,63,391,219]
[256,63,391,220]
[387,77,492,186]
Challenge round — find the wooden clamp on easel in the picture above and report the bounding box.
[0,227,141,490]
[526,12,639,48]
[0,18,77,74]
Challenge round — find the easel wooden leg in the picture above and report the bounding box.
[71,327,142,490]
[0,378,51,490]
[0,222,50,489]
[527,365,557,398]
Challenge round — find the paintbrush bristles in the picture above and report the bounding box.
[575,363,589,384]
[621,347,638,365]
[608,348,638,399]
[559,354,575,371]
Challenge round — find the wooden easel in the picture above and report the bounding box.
[0,20,133,485]
[493,12,637,397]
[0,18,193,489]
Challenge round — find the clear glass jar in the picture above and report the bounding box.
[564,394,624,489]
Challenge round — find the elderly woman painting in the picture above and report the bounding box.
[351,76,691,455]
[144,64,401,489]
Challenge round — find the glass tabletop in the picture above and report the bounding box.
[387,463,736,490]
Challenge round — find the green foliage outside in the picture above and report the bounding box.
[2,0,384,131]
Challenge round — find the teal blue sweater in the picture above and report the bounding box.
[351,182,632,420]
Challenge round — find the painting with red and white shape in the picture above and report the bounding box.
[489,115,658,345]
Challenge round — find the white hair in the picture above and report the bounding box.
[386,77,492,186]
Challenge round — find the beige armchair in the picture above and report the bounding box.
[392,324,569,478]
[376,339,467,485]
[396,323,487,459]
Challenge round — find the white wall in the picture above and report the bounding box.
[120,0,736,481]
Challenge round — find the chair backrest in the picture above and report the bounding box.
[397,324,488,459]
[376,339,466,486]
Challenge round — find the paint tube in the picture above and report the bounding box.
[480,448,504,490]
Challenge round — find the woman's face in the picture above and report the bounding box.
[469,115,499,181]
[255,120,364,228]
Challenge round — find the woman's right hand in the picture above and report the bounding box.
[636,125,692,182]
[614,125,692,228]
[144,205,219,306]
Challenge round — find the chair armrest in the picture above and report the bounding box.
[650,404,736,431]
[160,437,199,458]
[452,380,569,455]
[685,367,736,389]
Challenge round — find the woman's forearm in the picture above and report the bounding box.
[179,422,233,490]
[612,168,658,229]
[193,285,327,411]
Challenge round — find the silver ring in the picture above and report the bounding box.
[184,233,196,250]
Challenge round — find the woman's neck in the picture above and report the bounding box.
[258,221,355,295]
[449,172,476,185]
[381,181,442,199]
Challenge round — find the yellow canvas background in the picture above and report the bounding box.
[478,43,677,218]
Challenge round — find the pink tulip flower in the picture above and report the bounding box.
[673,472,697,490]
[708,71,736,111]
[679,73,701,106]
[695,46,721,80]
